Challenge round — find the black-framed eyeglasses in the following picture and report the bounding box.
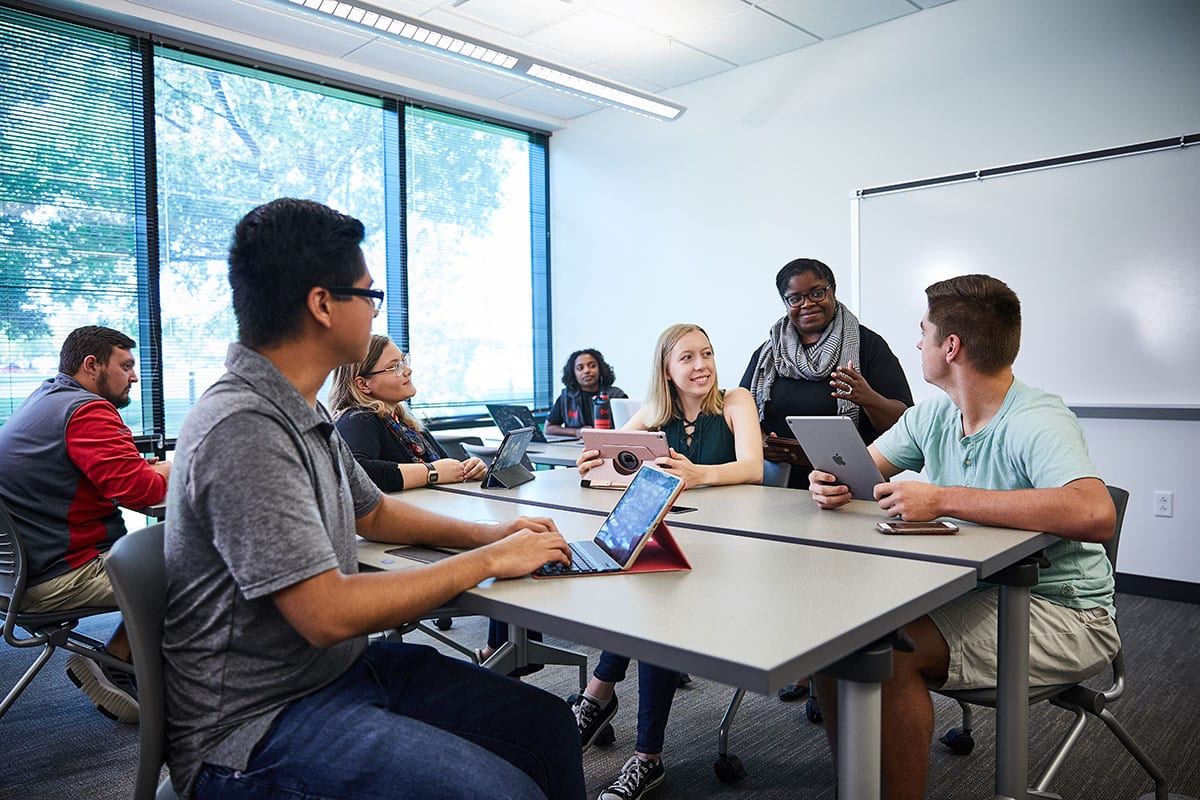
[783,285,831,307]
[327,286,385,314]
[364,354,411,377]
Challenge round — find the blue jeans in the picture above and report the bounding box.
[193,642,585,800]
[593,650,680,755]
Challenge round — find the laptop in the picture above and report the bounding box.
[609,398,642,429]
[785,415,885,500]
[486,403,578,443]
[533,465,688,578]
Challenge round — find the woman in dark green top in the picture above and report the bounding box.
[573,323,763,800]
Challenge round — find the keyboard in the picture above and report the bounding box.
[534,541,621,576]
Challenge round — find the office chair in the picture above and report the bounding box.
[104,522,179,800]
[1,497,132,720]
[936,486,1181,800]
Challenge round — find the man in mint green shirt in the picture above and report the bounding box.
[809,274,1119,800]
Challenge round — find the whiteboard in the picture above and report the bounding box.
[855,142,1200,407]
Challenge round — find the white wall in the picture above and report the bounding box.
[549,0,1200,584]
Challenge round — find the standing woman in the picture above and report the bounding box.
[741,258,912,490]
[741,257,912,702]
[544,348,628,438]
[573,323,762,800]
[330,334,487,490]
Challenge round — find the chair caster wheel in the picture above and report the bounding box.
[805,697,823,724]
[714,754,746,784]
[434,617,453,631]
[596,723,616,747]
[939,727,975,755]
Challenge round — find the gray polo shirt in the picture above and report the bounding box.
[163,343,382,797]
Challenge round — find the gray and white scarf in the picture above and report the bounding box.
[749,302,862,425]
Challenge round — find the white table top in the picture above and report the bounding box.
[433,468,1054,579]
[360,494,975,694]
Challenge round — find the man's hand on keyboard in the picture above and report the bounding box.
[481,524,571,579]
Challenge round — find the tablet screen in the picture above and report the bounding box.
[594,466,682,567]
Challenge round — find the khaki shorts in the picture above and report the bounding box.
[928,587,1121,691]
[20,555,116,613]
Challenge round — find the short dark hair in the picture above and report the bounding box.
[228,198,367,348]
[561,348,616,391]
[59,326,136,375]
[925,274,1021,373]
[775,258,837,298]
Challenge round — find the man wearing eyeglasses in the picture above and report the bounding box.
[0,325,170,724]
[164,198,583,800]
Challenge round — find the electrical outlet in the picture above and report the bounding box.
[1154,491,1174,518]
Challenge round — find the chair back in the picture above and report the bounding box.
[1103,485,1129,570]
[106,523,171,800]
[0,498,27,626]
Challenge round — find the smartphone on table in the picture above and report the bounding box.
[876,520,959,535]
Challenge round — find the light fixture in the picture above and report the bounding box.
[276,0,686,121]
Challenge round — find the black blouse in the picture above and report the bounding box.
[739,325,913,488]
[334,407,447,493]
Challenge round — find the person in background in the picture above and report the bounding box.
[572,323,763,800]
[544,348,628,438]
[329,333,486,491]
[0,325,170,724]
[163,197,584,800]
[809,274,1119,800]
[740,257,913,701]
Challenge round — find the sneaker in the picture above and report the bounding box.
[572,691,618,752]
[598,755,665,800]
[66,653,139,724]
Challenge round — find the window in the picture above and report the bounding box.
[0,5,552,439]
[0,6,151,433]
[404,108,552,417]
[153,50,394,435]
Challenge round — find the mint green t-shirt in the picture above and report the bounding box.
[873,378,1115,616]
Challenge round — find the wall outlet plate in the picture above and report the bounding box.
[1154,491,1174,518]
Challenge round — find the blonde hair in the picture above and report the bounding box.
[641,323,725,429]
[329,334,423,431]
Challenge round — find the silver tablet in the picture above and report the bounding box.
[785,416,884,500]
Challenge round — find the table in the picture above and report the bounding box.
[361,493,976,800]
[434,468,1054,800]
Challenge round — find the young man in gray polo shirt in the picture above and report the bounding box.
[164,198,585,800]
[808,274,1119,800]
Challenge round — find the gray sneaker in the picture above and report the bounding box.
[572,692,618,752]
[66,653,139,724]
[598,755,665,800]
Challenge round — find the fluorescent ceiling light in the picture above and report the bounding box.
[277,0,686,120]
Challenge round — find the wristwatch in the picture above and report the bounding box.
[424,461,439,485]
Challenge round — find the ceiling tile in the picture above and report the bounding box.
[758,0,917,40]
[438,0,578,37]
[601,37,734,89]
[419,6,589,68]
[678,6,819,66]
[590,0,749,36]
[525,7,661,64]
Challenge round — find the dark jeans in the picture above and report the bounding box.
[193,642,585,800]
[593,650,680,755]
[487,619,545,678]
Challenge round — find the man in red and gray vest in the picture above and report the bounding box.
[0,325,170,723]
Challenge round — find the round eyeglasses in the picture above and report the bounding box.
[783,285,831,307]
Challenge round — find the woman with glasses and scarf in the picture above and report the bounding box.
[330,334,487,490]
[740,257,913,701]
